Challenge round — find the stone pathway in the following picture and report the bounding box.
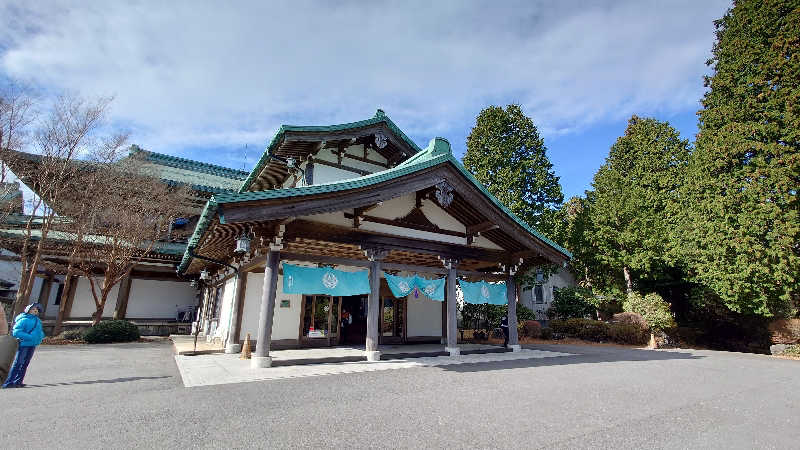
[174,348,573,387]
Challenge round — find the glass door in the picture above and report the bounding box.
[301,295,341,346]
[380,296,405,344]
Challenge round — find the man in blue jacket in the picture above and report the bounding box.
[2,303,45,388]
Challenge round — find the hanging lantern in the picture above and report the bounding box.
[200,269,210,281]
[234,230,252,254]
[190,280,198,289]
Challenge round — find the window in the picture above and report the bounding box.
[534,285,544,304]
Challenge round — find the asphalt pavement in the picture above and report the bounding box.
[1,340,798,449]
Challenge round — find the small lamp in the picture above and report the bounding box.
[234,229,252,255]
[200,269,210,281]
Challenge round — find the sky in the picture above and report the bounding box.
[0,0,731,201]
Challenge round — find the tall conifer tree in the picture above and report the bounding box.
[680,0,799,316]
[590,116,690,295]
[463,105,564,241]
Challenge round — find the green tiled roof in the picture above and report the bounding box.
[129,146,248,194]
[130,146,249,180]
[0,228,186,257]
[238,109,422,193]
[177,136,571,274]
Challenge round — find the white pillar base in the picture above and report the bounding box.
[445,347,461,356]
[509,344,522,352]
[440,337,446,344]
[224,343,241,354]
[365,351,381,362]
[251,356,272,368]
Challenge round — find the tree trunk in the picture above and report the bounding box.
[93,290,111,326]
[648,332,658,349]
[623,266,633,295]
[53,272,75,336]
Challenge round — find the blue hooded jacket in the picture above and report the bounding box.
[12,303,45,347]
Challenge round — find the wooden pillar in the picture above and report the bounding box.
[252,249,280,368]
[443,258,460,356]
[507,274,520,350]
[230,272,249,348]
[365,248,388,361]
[37,275,54,316]
[53,274,78,335]
[113,274,133,320]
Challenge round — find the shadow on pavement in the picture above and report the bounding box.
[26,375,172,388]
[440,344,704,373]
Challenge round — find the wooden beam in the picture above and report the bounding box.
[37,275,53,316]
[313,159,370,176]
[343,212,467,238]
[466,221,499,235]
[280,252,371,268]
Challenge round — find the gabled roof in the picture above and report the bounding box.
[178,136,571,274]
[239,109,421,192]
[127,145,249,194]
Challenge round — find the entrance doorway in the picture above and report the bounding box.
[340,295,367,345]
[380,296,405,344]
[300,295,341,347]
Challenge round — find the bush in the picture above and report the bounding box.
[551,318,608,341]
[783,344,800,356]
[623,292,676,332]
[472,330,488,341]
[83,320,140,344]
[549,287,595,320]
[608,323,648,345]
[520,320,542,338]
[540,327,553,340]
[611,312,649,329]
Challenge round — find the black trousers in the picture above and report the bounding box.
[502,327,509,347]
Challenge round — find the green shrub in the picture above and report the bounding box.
[549,287,595,320]
[608,323,648,345]
[520,320,542,338]
[516,304,536,322]
[623,292,676,332]
[611,312,648,329]
[540,327,553,340]
[83,320,140,344]
[783,344,800,356]
[551,318,609,341]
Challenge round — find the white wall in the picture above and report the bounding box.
[213,277,237,339]
[406,292,443,337]
[125,279,196,319]
[239,271,303,341]
[519,268,577,320]
[70,277,120,319]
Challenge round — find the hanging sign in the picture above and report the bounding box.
[383,273,446,301]
[283,264,370,296]
[458,279,507,305]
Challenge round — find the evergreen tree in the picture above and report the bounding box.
[463,105,564,241]
[590,116,690,295]
[680,0,800,316]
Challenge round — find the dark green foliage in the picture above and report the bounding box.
[590,116,690,295]
[679,0,800,316]
[623,292,677,332]
[83,320,140,344]
[460,302,535,333]
[464,104,564,241]
[58,329,87,341]
[550,318,648,345]
[540,327,553,340]
[549,287,595,320]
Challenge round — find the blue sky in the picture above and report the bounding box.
[0,0,729,201]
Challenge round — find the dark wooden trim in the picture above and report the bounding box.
[333,148,390,169]
[128,271,184,282]
[343,212,467,238]
[382,263,446,274]
[286,220,507,262]
[281,252,371,268]
[314,159,370,176]
[241,254,268,273]
[113,274,133,320]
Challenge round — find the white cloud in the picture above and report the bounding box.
[0,0,729,160]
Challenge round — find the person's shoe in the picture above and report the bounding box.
[1,384,16,389]
[16,384,25,388]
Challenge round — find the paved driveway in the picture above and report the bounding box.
[1,341,798,449]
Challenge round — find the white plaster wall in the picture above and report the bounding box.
[317,146,387,173]
[312,165,362,185]
[43,276,64,319]
[519,268,577,319]
[239,271,303,341]
[213,277,237,339]
[406,293,443,337]
[70,277,120,319]
[125,279,196,319]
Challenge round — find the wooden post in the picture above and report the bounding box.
[113,274,133,320]
[252,249,280,368]
[507,274,520,350]
[443,258,460,356]
[365,248,388,361]
[53,274,78,336]
[37,275,53,316]
[225,271,247,353]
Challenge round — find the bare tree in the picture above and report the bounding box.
[63,151,189,325]
[0,94,114,316]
